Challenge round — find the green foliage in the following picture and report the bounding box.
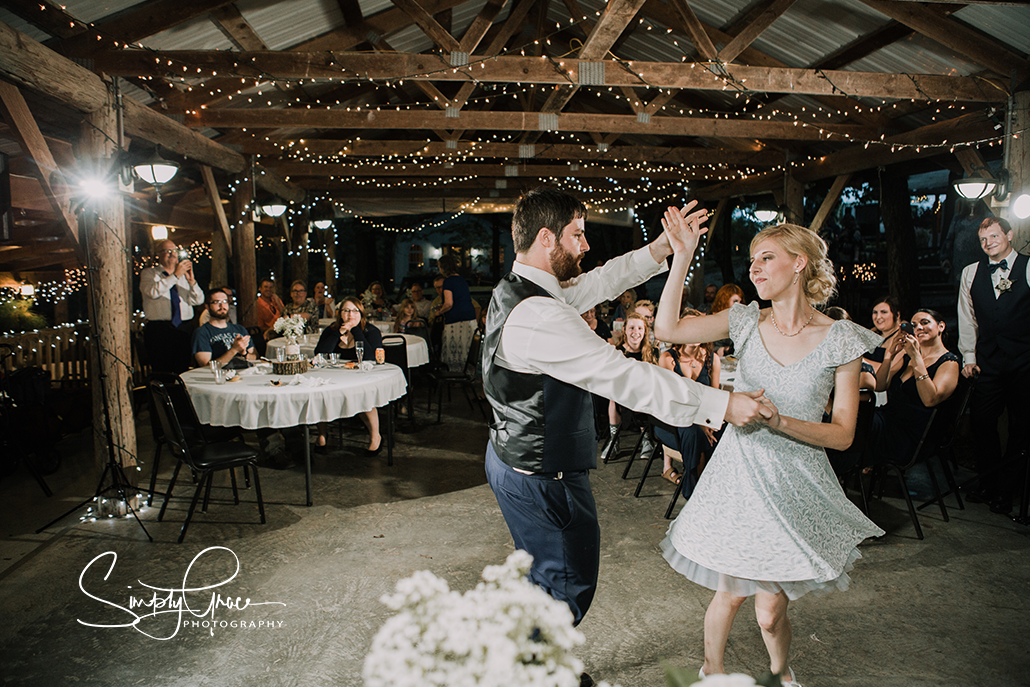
[0,292,47,333]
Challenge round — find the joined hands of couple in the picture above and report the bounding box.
[660,200,779,430]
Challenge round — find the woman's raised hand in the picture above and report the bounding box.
[661,200,709,254]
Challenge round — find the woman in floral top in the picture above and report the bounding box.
[284,280,320,334]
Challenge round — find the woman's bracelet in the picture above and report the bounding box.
[914,373,930,381]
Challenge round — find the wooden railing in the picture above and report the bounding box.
[0,322,92,385]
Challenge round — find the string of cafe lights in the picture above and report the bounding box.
[37,0,1016,159]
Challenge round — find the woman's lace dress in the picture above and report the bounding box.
[661,302,885,599]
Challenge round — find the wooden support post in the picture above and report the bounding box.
[232,179,257,327]
[78,94,138,491]
[880,167,921,316]
[325,226,338,296]
[210,220,228,290]
[685,198,727,307]
[785,172,805,226]
[290,219,309,289]
[810,174,852,234]
[1009,91,1029,251]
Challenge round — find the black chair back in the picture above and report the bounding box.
[462,328,484,377]
[149,380,200,472]
[381,334,409,384]
[147,372,205,446]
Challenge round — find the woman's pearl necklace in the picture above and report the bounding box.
[770,309,815,337]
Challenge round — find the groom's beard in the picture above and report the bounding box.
[550,242,582,282]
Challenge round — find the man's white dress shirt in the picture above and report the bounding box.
[495,247,730,430]
[140,266,205,323]
[958,249,1030,367]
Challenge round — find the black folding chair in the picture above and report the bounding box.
[145,372,244,506]
[150,380,265,543]
[426,328,489,423]
[382,334,414,425]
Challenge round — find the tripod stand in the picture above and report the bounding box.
[36,204,152,540]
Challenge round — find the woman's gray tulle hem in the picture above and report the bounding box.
[659,537,863,601]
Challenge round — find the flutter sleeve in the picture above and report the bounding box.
[828,320,885,367]
[728,302,760,352]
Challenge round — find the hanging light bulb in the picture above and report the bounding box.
[312,219,333,230]
[260,201,287,217]
[150,225,168,240]
[134,149,179,203]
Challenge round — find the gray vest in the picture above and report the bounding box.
[482,272,596,473]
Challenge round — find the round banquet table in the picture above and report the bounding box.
[266,332,428,367]
[181,364,406,506]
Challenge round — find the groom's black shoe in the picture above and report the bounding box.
[579,673,595,687]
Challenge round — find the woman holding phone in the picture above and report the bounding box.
[862,309,959,468]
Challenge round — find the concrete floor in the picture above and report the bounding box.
[1,385,1028,687]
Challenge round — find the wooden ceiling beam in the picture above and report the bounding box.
[273,161,719,180]
[0,81,81,256]
[694,110,996,199]
[390,0,461,53]
[668,0,719,61]
[717,0,799,64]
[93,51,1006,103]
[191,107,885,141]
[209,5,269,52]
[245,138,784,165]
[1,0,82,39]
[55,0,240,57]
[859,0,1030,80]
[458,0,507,54]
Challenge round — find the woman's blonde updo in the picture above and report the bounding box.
[749,223,837,306]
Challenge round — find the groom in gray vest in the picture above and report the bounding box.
[482,186,770,634]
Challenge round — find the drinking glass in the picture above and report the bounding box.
[213,368,226,385]
[354,343,364,368]
[328,353,339,366]
[276,345,286,362]
[209,360,220,378]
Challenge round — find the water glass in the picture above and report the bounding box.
[354,343,364,367]
[276,345,286,362]
[209,360,220,378]
[329,353,339,365]
[213,368,226,385]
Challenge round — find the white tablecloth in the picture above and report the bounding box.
[181,364,407,430]
[267,333,429,367]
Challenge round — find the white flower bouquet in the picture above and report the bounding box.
[273,314,306,340]
[363,551,592,687]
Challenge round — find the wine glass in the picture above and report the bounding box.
[354,342,364,368]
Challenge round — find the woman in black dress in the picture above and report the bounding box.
[863,308,959,467]
[313,296,384,455]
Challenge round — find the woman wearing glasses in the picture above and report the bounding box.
[284,280,320,334]
[314,297,385,455]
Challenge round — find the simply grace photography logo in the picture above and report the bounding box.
[77,546,286,640]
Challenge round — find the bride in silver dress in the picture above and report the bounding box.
[654,211,884,686]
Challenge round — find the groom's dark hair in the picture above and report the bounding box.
[511,186,587,254]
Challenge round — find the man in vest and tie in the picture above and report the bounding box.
[140,240,205,374]
[958,217,1030,515]
[482,187,770,684]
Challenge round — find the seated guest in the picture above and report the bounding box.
[313,297,383,455]
[254,278,285,341]
[192,292,255,368]
[199,286,237,326]
[866,295,902,371]
[654,309,721,497]
[314,281,335,319]
[284,280,320,334]
[698,283,718,314]
[394,298,428,334]
[604,313,659,456]
[408,282,432,319]
[363,281,393,321]
[581,305,612,343]
[710,284,744,356]
[862,309,960,468]
[581,305,614,440]
[610,288,637,325]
